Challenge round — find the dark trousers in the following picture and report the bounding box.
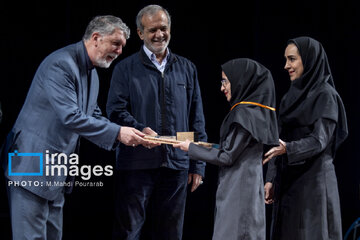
[112,168,188,240]
[6,181,64,240]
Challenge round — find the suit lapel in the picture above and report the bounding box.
[80,68,88,112]
[86,68,99,113]
[75,41,99,114]
[75,41,89,113]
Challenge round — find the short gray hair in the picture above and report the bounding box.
[136,5,171,33]
[83,15,130,40]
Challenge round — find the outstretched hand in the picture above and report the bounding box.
[263,139,286,164]
[118,127,147,147]
[142,127,161,149]
[173,139,192,152]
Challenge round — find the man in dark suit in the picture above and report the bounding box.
[107,5,207,240]
[1,15,148,239]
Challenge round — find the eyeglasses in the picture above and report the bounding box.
[221,79,229,87]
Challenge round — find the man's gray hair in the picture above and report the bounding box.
[83,15,130,40]
[136,5,171,32]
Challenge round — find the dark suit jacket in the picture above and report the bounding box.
[1,41,120,200]
[106,48,207,175]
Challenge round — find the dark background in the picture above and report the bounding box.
[0,0,359,239]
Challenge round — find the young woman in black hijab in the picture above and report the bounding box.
[263,36,348,240]
[174,58,279,240]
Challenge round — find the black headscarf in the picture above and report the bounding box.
[220,58,279,146]
[279,36,348,150]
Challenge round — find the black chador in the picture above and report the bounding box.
[189,58,279,240]
[266,36,348,240]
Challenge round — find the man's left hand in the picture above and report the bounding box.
[188,173,203,192]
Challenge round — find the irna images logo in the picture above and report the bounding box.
[8,150,113,180]
[8,150,43,176]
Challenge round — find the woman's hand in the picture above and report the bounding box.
[264,182,274,204]
[173,139,192,152]
[263,139,286,164]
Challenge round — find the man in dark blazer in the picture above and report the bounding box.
[107,5,207,240]
[1,15,148,239]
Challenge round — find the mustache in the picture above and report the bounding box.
[108,53,118,60]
